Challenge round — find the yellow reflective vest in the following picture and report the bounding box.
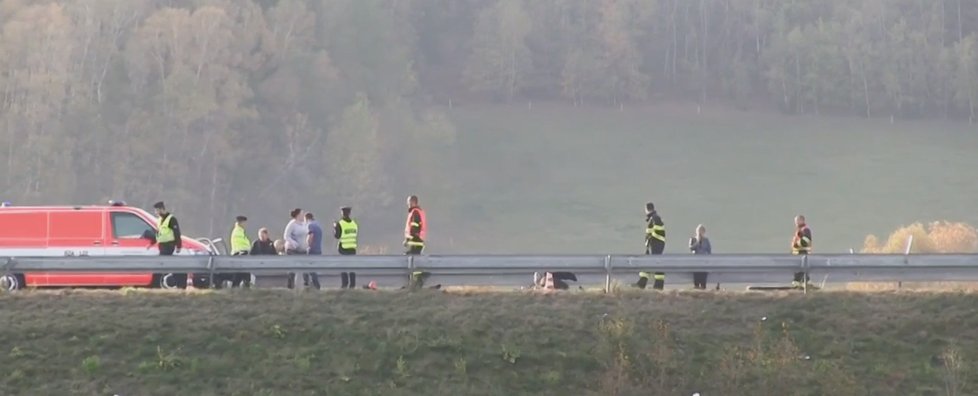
[157,214,175,244]
[231,224,250,254]
[338,219,358,250]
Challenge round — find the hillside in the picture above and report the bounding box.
[1,289,976,395]
[442,103,978,253]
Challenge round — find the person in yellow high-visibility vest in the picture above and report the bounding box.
[230,216,250,255]
[151,201,182,256]
[226,215,252,288]
[333,206,358,289]
[149,201,187,289]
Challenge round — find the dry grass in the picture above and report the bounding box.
[862,221,978,254]
[1,290,978,395]
[845,282,978,292]
[850,221,978,291]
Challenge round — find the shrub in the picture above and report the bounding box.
[862,221,978,254]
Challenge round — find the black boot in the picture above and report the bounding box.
[635,276,649,289]
[653,273,665,290]
[341,272,350,289]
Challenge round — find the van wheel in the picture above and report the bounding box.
[153,273,188,289]
[1,274,25,291]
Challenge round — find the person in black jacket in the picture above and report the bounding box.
[250,227,277,255]
[150,201,182,255]
[636,202,666,290]
[333,207,358,289]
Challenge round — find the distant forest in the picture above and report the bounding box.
[1,0,976,236]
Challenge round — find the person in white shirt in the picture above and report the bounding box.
[283,208,308,289]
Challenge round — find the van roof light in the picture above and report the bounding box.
[0,201,10,207]
[108,200,126,207]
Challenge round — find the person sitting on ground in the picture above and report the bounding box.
[533,271,579,290]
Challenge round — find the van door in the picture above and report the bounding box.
[107,211,157,255]
[100,210,157,286]
[38,210,107,286]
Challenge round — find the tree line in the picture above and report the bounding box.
[0,0,975,240]
[462,0,978,120]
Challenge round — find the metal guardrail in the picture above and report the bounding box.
[3,254,978,290]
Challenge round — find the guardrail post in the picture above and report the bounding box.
[0,257,14,291]
[604,255,612,294]
[1,257,13,273]
[207,256,216,289]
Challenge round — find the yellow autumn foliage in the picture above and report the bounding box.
[862,221,978,254]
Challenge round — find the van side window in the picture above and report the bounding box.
[111,212,154,239]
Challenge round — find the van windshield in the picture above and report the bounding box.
[111,212,154,239]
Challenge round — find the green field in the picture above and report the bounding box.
[437,104,978,254]
[2,289,977,395]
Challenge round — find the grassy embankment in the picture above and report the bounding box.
[441,103,978,254]
[1,289,976,395]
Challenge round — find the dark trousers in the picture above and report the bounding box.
[339,247,356,288]
[302,273,321,289]
[157,243,188,287]
[406,245,424,255]
[405,244,430,288]
[229,252,252,288]
[159,242,176,256]
[793,272,810,283]
[693,272,708,289]
[640,240,665,290]
[286,249,319,290]
[793,252,810,285]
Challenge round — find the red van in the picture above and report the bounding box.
[0,202,219,290]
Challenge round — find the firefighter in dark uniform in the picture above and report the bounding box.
[333,206,358,289]
[404,195,426,255]
[637,202,666,290]
[404,195,432,288]
[791,215,813,288]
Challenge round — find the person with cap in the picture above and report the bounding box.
[230,216,250,256]
[333,206,358,289]
[224,215,252,288]
[150,201,182,256]
[635,201,666,290]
